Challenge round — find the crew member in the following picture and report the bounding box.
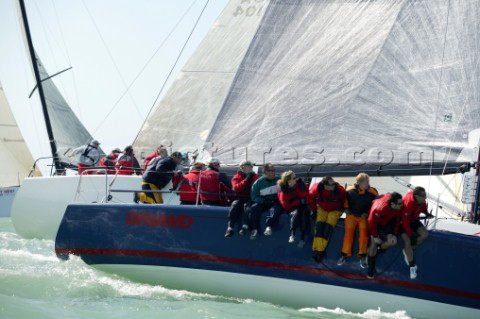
[248,163,282,239]
[338,173,378,268]
[224,160,258,237]
[401,186,431,280]
[367,192,403,279]
[137,151,184,204]
[115,145,141,175]
[309,176,346,263]
[199,158,233,206]
[71,139,101,175]
[178,162,205,205]
[278,170,310,247]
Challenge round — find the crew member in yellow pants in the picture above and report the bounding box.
[308,176,346,263]
[313,207,342,252]
[138,182,163,204]
[134,152,185,204]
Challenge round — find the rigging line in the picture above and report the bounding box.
[81,0,143,121]
[51,0,83,121]
[91,0,200,136]
[133,0,211,144]
[32,0,68,69]
[427,0,452,193]
[32,0,74,109]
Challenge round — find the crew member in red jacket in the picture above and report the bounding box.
[178,162,205,205]
[401,186,431,280]
[199,158,233,206]
[278,170,310,247]
[224,160,259,237]
[366,192,403,279]
[309,176,346,263]
[115,146,141,175]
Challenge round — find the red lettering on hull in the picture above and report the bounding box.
[126,211,192,229]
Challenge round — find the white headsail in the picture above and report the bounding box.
[133,0,270,160]
[0,80,38,186]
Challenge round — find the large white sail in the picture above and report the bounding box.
[0,80,38,186]
[133,0,270,159]
[204,0,480,175]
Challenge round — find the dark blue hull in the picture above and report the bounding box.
[55,203,480,317]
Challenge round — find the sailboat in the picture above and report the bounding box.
[53,1,480,318]
[9,0,136,237]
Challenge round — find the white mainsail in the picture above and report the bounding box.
[204,0,480,173]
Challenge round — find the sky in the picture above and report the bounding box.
[0,0,229,171]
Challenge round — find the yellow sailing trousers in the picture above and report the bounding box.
[139,182,164,204]
[341,214,369,257]
[312,207,341,252]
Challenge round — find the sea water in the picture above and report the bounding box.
[0,218,411,319]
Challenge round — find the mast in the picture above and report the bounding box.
[18,0,62,174]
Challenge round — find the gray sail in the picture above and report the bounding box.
[35,55,102,163]
[133,0,270,160]
[204,0,480,176]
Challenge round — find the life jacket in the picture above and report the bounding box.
[345,184,378,216]
[104,154,117,168]
[368,194,402,237]
[312,181,346,212]
[179,170,201,203]
[231,171,259,199]
[81,145,95,163]
[116,154,134,175]
[278,179,309,212]
[401,191,428,236]
[199,169,221,202]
